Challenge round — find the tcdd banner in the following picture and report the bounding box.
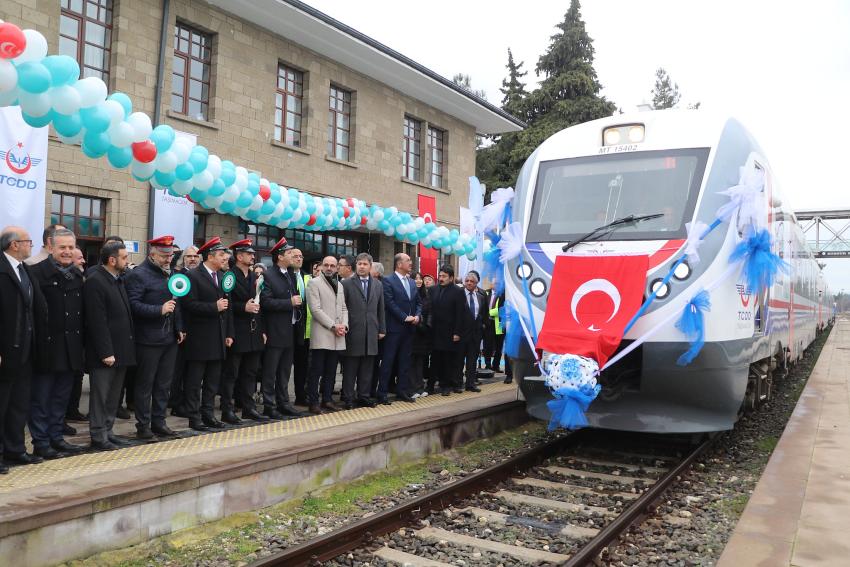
[418,193,438,278]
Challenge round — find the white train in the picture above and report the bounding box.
[507,110,833,433]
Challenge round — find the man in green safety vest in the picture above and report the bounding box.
[286,247,311,405]
[488,291,512,384]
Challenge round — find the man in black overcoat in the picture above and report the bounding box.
[84,241,137,450]
[460,271,488,392]
[29,228,85,458]
[180,237,234,431]
[429,264,466,395]
[0,226,48,469]
[259,237,303,418]
[124,235,185,439]
[224,239,268,423]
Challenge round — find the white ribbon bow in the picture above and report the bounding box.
[683,220,710,264]
[477,187,515,233]
[716,165,766,232]
[497,221,524,264]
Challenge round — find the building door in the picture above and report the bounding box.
[51,192,106,266]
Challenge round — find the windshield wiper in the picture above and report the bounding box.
[561,213,665,252]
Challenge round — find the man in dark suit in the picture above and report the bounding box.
[225,239,268,422]
[260,237,305,418]
[341,252,385,409]
[168,244,201,417]
[124,235,185,439]
[84,241,137,450]
[180,237,234,431]
[460,271,487,393]
[377,253,421,404]
[429,265,466,395]
[0,226,48,469]
[29,228,86,458]
[287,247,310,406]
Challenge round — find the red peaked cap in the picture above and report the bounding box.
[147,235,175,249]
[229,239,256,253]
[269,236,294,255]
[198,236,229,254]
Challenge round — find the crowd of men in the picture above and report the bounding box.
[0,223,510,471]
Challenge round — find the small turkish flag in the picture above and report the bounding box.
[537,255,648,366]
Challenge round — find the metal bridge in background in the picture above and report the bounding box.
[795,209,850,258]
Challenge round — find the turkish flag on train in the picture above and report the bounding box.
[536,255,648,366]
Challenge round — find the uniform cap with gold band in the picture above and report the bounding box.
[147,235,175,253]
[269,236,294,257]
[198,236,229,256]
[229,238,256,254]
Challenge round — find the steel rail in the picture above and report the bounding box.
[248,430,586,567]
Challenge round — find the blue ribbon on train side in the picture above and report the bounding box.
[675,290,711,365]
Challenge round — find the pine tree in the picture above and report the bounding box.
[651,67,680,109]
[452,73,488,100]
[499,49,528,119]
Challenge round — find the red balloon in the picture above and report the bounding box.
[131,141,157,163]
[259,184,271,201]
[0,24,26,60]
[343,206,350,218]
[347,198,355,207]
[306,214,317,226]
[360,216,367,226]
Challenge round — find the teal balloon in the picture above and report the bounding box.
[22,111,54,128]
[220,162,236,186]
[79,106,111,133]
[236,191,253,208]
[209,179,226,197]
[107,146,133,169]
[154,169,176,186]
[188,148,208,173]
[247,179,259,196]
[219,201,235,214]
[83,130,111,155]
[174,163,194,181]
[306,200,316,214]
[16,62,51,94]
[53,112,82,137]
[193,145,209,158]
[245,208,261,221]
[282,206,294,220]
[42,55,80,86]
[260,200,275,215]
[150,124,175,152]
[189,188,207,202]
[391,215,403,227]
[107,92,132,116]
[269,183,281,203]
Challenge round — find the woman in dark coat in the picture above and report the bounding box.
[411,273,432,397]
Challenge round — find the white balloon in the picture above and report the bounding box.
[131,160,157,179]
[234,173,248,191]
[397,224,408,235]
[0,87,17,107]
[101,100,125,129]
[315,200,324,215]
[0,61,17,94]
[74,77,108,108]
[108,121,134,148]
[193,170,213,190]
[233,206,249,218]
[50,85,80,115]
[206,154,222,178]
[57,132,82,145]
[15,30,48,63]
[126,111,152,142]
[366,220,377,231]
[172,179,193,195]
[170,139,192,163]
[250,195,263,211]
[204,194,225,208]
[373,209,384,222]
[273,202,285,216]
[19,91,51,116]
[278,192,289,208]
[223,186,239,203]
[155,150,177,172]
[257,213,274,224]
[235,166,248,178]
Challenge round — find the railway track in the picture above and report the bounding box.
[248,430,716,566]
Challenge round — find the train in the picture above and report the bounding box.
[505,110,834,433]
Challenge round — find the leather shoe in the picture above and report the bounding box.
[320,401,338,412]
[202,417,225,429]
[308,405,323,415]
[396,394,416,403]
[189,420,209,432]
[136,427,155,440]
[294,398,308,406]
[221,411,242,425]
[151,424,177,437]
[116,406,131,420]
[34,446,63,459]
[108,435,131,446]
[503,377,513,384]
[356,398,377,408]
[0,463,8,474]
[279,403,305,417]
[243,409,269,421]
[453,388,464,394]
[377,397,391,406]
[171,407,190,418]
[91,440,118,451]
[4,452,44,465]
[264,409,284,420]
[465,386,482,393]
[66,410,88,422]
[63,423,77,436]
[441,389,451,396]
[52,439,84,453]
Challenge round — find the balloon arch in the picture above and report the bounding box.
[0,21,477,258]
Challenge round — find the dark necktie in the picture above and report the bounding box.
[17,263,31,300]
[361,278,368,298]
[468,291,475,317]
[212,271,218,287]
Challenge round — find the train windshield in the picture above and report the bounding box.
[527,148,709,243]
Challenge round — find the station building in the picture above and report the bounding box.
[1,0,523,268]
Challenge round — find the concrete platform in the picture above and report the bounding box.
[718,318,850,567]
[0,382,525,566]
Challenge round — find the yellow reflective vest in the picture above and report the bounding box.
[297,273,312,339]
[489,298,503,335]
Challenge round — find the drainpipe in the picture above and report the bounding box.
[147,0,171,240]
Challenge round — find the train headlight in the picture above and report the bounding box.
[603,128,621,145]
[628,125,645,143]
[673,261,691,280]
[530,278,547,297]
[516,262,532,279]
[603,123,645,146]
[649,279,671,299]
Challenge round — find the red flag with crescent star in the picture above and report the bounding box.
[537,255,649,366]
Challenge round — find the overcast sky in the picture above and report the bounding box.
[304,0,850,291]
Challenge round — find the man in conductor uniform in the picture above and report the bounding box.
[124,235,185,439]
[181,237,234,431]
[225,239,268,423]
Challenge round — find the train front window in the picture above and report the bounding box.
[527,148,709,243]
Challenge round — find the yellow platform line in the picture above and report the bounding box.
[0,382,515,493]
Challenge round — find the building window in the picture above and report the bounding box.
[402,116,421,182]
[172,23,212,121]
[59,0,113,82]
[327,234,357,257]
[427,126,445,188]
[275,64,304,147]
[51,192,106,240]
[327,85,351,161]
[193,213,207,248]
